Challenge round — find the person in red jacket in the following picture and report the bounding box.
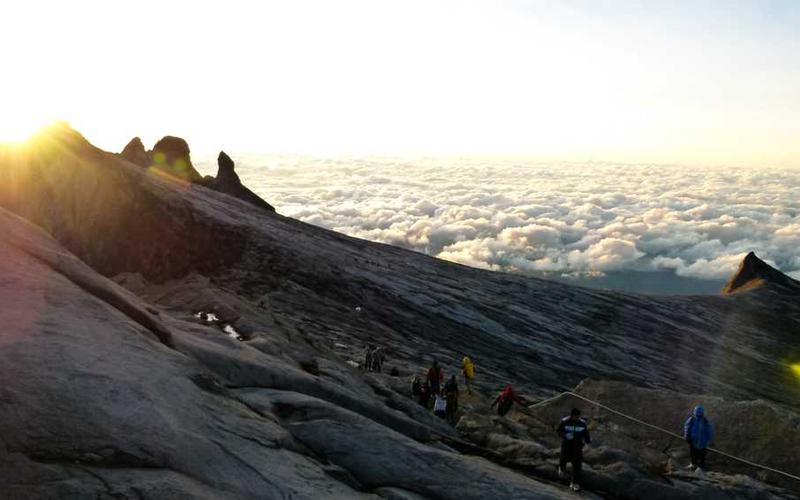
[490,384,525,416]
[426,360,444,395]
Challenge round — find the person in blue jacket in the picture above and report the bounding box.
[683,405,714,471]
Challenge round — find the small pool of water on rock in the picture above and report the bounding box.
[194,312,220,322]
[223,324,244,341]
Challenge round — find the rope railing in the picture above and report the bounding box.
[525,391,800,484]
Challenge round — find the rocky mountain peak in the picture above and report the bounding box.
[151,135,203,182]
[722,251,798,294]
[120,137,151,167]
[216,150,239,185]
[207,150,275,212]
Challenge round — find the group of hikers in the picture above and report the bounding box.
[362,346,716,493]
[409,356,475,425]
[363,344,387,373]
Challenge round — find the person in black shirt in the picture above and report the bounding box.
[557,407,591,492]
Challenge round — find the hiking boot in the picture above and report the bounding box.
[570,482,581,492]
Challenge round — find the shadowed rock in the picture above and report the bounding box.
[151,136,203,182]
[215,151,275,211]
[120,137,152,167]
[206,151,275,212]
[723,252,799,294]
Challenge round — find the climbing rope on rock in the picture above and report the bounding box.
[526,391,800,484]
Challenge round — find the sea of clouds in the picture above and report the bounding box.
[197,157,800,282]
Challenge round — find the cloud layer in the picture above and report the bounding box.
[198,157,800,282]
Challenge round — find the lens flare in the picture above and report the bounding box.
[791,363,800,380]
[0,115,54,144]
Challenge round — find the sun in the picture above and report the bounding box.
[0,114,53,144]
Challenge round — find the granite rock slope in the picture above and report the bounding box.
[1,125,799,498]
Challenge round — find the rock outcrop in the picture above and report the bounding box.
[723,251,800,294]
[119,136,275,211]
[2,125,800,498]
[0,128,247,281]
[151,135,203,183]
[205,151,275,212]
[119,136,151,167]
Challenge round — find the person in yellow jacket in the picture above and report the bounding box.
[461,355,475,394]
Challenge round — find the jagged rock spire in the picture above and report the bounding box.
[722,252,798,294]
[120,137,151,167]
[210,151,275,212]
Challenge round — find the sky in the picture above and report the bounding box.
[2,0,800,166]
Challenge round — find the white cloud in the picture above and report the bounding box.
[197,157,800,281]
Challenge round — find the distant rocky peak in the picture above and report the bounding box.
[208,150,275,212]
[216,151,240,185]
[722,251,798,294]
[151,136,203,182]
[120,137,151,167]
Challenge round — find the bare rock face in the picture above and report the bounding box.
[0,129,246,282]
[151,135,203,183]
[2,125,800,498]
[0,203,573,499]
[119,137,152,167]
[723,252,800,294]
[207,151,275,212]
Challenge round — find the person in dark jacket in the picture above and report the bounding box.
[418,380,431,408]
[411,376,422,401]
[364,345,374,372]
[557,407,591,492]
[490,384,524,416]
[683,405,714,471]
[372,346,386,372]
[444,375,459,425]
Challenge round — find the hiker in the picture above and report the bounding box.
[364,345,374,372]
[372,346,386,373]
[461,355,475,394]
[490,384,524,416]
[411,376,422,401]
[444,375,459,425]
[426,360,444,395]
[419,380,432,408]
[557,407,591,492]
[683,405,714,472]
[433,391,447,419]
